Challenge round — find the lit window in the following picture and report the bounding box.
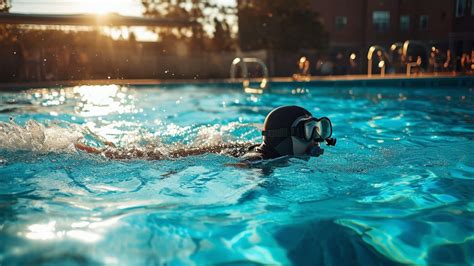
[373,11,390,32]
[419,15,428,30]
[456,0,466,17]
[335,16,348,30]
[400,15,409,32]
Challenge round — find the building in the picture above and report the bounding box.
[238,0,473,73]
[451,0,474,58]
[313,0,457,50]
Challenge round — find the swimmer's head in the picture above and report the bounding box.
[261,106,335,157]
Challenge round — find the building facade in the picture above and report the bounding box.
[238,0,473,70]
[311,0,459,50]
[451,0,474,56]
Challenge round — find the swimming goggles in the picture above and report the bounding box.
[262,115,333,142]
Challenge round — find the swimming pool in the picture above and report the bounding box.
[0,83,473,265]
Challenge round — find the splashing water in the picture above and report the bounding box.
[0,118,258,159]
[0,120,84,153]
[0,85,473,265]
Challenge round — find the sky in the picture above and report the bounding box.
[10,0,236,16]
[9,0,237,41]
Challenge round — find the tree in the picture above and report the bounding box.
[0,0,14,47]
[141,0,236,52]
[212,18,234,51]
[0,0,11,12]
[0,0,18,81]
[237,0,327,51]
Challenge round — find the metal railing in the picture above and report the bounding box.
[367,45,390,77]
[0,13,197,27]
[230,57,269,93]
[403,40,426,76]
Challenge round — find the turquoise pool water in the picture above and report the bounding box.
[0,84,473,265]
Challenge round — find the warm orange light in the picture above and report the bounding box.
[69,0,140,15]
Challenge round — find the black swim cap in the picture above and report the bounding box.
[262,106,312,156]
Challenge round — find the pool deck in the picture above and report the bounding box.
[0,73,472,91]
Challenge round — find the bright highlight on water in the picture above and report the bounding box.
[0,84,473,265]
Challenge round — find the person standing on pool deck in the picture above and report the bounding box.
[74,105,336,162]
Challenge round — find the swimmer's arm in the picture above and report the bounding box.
[74,142,102,154]
[75,141,254,160]
[74,142,163,160]
[168,142,254,158]
[168,146,224,158]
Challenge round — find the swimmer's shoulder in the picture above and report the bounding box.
[239,144,288,165]
[225,144,289,168]
[239,144,264,162]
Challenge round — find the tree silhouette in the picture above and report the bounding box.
[238,0,327,51]
[0,0,10,12]
[141,0,236,52]
[212,18,234,51]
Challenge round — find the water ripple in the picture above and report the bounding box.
[0,85,473,265]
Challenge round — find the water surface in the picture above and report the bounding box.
[0,84,473,265]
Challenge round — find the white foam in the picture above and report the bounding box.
[0,119,259,156]
[193,122,259,147]
[194,124,224,146]
[0,120,84,153]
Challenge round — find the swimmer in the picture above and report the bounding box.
[74,105,336,163]
[239,105,336,164]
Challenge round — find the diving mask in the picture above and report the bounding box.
[262,115,335,144]
[293,116,332,142]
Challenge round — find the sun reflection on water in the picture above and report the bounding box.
[28,85,138,118]
[22,219,103,243]
[73,85,136,117]
[22,217,122,243]
[24,221,61,241]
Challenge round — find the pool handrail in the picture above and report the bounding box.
[367,45,391,77]
[403,40,428,76]
[230,57,269,92]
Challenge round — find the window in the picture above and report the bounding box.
[373,11,390,32]
[335,16,348,30]
[419,15,429,30]
[400,15,410,32]
[472,0,474,15]
[456,0,466,17]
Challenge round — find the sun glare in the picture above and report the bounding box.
[11,0,143,16]
[12,0,235,16]
[75,0,141,15]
